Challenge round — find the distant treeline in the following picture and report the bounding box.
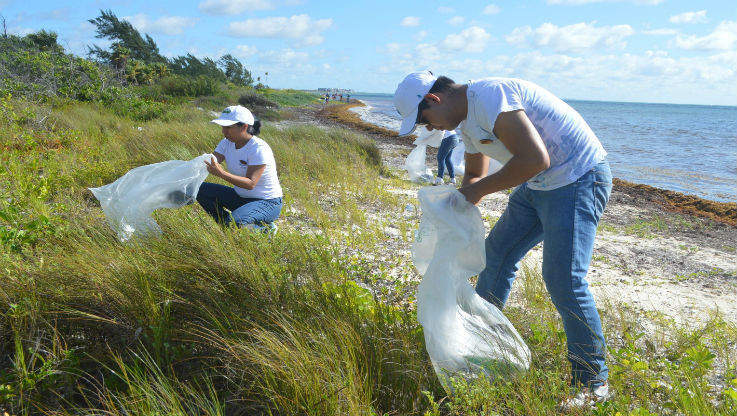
[0,10,261,105]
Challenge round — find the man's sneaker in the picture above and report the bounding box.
[558,383,611,412]
[433,176,443,185]
[449,177,457,185]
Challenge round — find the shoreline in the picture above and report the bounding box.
[320,100,737,226]
[299,100,737,327]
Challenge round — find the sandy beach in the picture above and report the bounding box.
[285,101,737,328]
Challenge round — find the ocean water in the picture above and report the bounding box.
[350,93,737,203]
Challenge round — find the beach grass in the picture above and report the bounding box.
[1,91,736,415]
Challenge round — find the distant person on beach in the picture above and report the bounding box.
[197,105,283,232]
[433,129,460,185]
[347,94,351,102]
[394,71,612,410]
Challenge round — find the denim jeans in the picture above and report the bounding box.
[196,182,282,229]
[475,160,612,387]
[437,134,460,178]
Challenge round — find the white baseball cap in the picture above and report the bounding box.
[393,70,437,136]
[211,105,255,126]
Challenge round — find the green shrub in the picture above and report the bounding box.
[0,34,118,103]
[160,75,221,97]
[100,87,166,121]
[238,92,277,108]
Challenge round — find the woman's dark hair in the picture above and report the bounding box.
[236,119,261,135]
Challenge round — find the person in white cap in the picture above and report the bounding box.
[196,105,283,231]
[394,71,612,410]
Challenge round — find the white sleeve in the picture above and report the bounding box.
[480,82,524,132]
[214,138,229,155]
[461,133,480,154]
[248,143,269,166]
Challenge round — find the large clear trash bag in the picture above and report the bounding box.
[450,141,466,177]
[404,144,434,183]
[449,141,504,179]
[89,154,213,242]
[412,186,531,391]
[405,127,444,183]
[414,126,444,148]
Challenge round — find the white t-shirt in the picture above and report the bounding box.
[214,136,283,199]
[458,78,607,190]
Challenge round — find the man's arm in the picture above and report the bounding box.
[213,151,225,164]
[458,110,550,205]
[462,151,489,187]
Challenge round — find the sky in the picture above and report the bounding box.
[1,0,736,105]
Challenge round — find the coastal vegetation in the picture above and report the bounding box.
[2,12,737,415]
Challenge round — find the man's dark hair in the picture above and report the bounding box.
[416,75,457,123]
[428,75,456,95]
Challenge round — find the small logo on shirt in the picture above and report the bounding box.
[239,159,248,166]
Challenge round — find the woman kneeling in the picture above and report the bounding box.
[198,105,283,231]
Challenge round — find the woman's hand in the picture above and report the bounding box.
[204,156,226,178]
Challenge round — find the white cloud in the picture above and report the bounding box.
[483,4,501,15]
[669,10,707,24]
[414,42,442,63]
[9,27,35,36]
[124,14,197,36]
[198,0,273,15]
[437,6,454,14]
[228,14,333,47]
[234,45,258,57]
[643,28,678,35]
[448,16,465,26]
[414,30,428,41]
[547,0,663,4]
[400,16,420,27]
[674,20,737,51]
[378,43,736,105]
[440,26,491,53]
[506,21,634,53]
[260,48,309,65]
[385,42,402,54]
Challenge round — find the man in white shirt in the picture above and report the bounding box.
[394,71,613,409]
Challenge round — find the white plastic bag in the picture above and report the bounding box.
[449,142,504,179]
[413,186,531,391]
[450,141,466,177]
[90,153,213,242]
[414,126,444,148]
[404,144,434,183]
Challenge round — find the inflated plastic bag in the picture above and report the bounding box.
[404,127,445,183]
[450,141,466,177]
[90,154,213,242]
[404,144,434,183]
[448,142,505,179]
[413,186,531,391]
[415,126,444,148]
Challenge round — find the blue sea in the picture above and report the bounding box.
[350,93,737,203]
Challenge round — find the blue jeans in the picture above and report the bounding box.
[437,134,459,178]
[196,182,282,229]
[475,160,612,388]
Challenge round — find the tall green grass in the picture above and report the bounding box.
[1,93,736,415]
